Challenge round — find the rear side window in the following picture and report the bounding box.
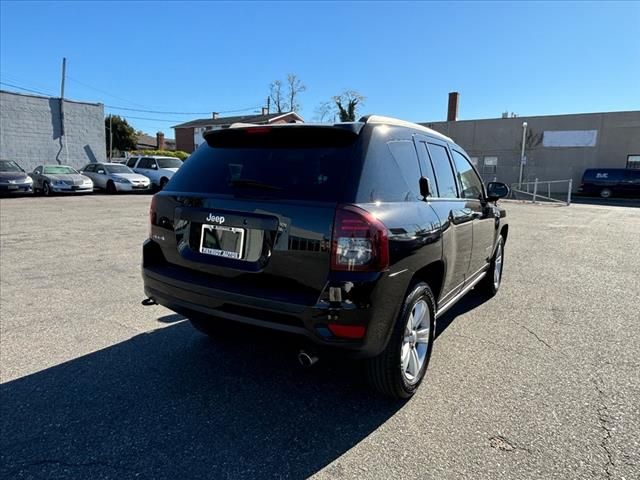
[427,143,458,198]
[127,158,137,168]
[167,127,359,202]
[357,128,422,202]
[451,150,484,200]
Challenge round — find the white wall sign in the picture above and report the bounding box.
[542,130,598,147]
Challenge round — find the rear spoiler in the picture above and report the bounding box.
[204,123,365,148]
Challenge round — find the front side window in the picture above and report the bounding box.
[83,164,95,173]
[427,143,458,198]
[452,150,484,200]
[138,158,156,169]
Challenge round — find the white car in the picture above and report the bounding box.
[126,156,183,189]
[80,163,151,194]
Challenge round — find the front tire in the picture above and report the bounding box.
[106,181,117,194]
[43,182,51,196]
[477,235,505,297]
[365,282,436,399]
[159,177,169,190]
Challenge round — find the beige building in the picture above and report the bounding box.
[421,93,640,191]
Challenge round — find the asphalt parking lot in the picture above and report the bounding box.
[1,195,639,480]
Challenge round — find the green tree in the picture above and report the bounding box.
[333,90,365,122]
[105,115,137,155]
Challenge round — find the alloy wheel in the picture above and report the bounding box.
[401,299,431,385]
[494,241,503,289]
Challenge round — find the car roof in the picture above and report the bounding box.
[227,114,454,143]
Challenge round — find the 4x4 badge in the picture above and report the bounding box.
[206,213,225,224]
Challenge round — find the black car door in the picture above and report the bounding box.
[415,136,472,301]
[449,148,496,277]
[622,169,640,198]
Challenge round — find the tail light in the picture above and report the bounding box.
[149,194,157,237]
[331,205,389,272]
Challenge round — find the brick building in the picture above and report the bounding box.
[173,110,303,153]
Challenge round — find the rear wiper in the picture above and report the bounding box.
[229,179,283,191]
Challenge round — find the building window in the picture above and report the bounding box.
[628,155,640,169]
[483,156,498,174]
[470,156,479,168]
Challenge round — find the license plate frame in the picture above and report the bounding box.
[199,224,245,259]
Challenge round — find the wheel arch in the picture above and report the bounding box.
[412,260,445,305]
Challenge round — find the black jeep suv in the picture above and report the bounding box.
[142,116,509,398]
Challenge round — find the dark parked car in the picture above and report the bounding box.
[0,160,33,195]
[142,116,510,398]
[578,168,640,198]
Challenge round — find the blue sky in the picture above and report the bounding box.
[1,1,639,138]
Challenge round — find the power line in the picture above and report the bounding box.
[0,81,56,97]
[103,104,262,115]
[105,113,185,123]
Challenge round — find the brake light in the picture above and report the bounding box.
[149,194,157,237]
[331,205,389,272]
[245,127,271,134]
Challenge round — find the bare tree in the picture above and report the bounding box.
[333,90,365,122]
[313,101,334,123]
[286,73,306,113]
[269,80,285,114]
[269,74,306,113]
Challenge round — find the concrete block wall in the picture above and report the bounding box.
[0,90,106,172]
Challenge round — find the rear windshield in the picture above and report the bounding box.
[167,127,359,201]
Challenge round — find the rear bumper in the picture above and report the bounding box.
[142,239,405,358]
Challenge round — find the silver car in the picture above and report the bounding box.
[30,165,94,195]
[80,163,151,194]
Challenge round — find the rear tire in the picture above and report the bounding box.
[477,235,504,298]
[365,282,435,399]
[599,188,612,199]
[106,181,117,194]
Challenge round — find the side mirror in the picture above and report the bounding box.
[152,164,158,170]
[486,182,509,201]
[97,170,105,174]
[419,177,431,199]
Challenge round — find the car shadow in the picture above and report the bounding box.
[435,289,488,338]
[0,320,403,479]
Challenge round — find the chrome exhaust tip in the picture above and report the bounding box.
[297,350,319,368]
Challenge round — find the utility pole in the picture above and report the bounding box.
[518,121,528,187]
[59,57,69,164]
[266,96,270,114]
[109,114,113,162]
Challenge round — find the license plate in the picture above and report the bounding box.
[7,185,18,190]
[199,224,245,259]
[71,185,80,190]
